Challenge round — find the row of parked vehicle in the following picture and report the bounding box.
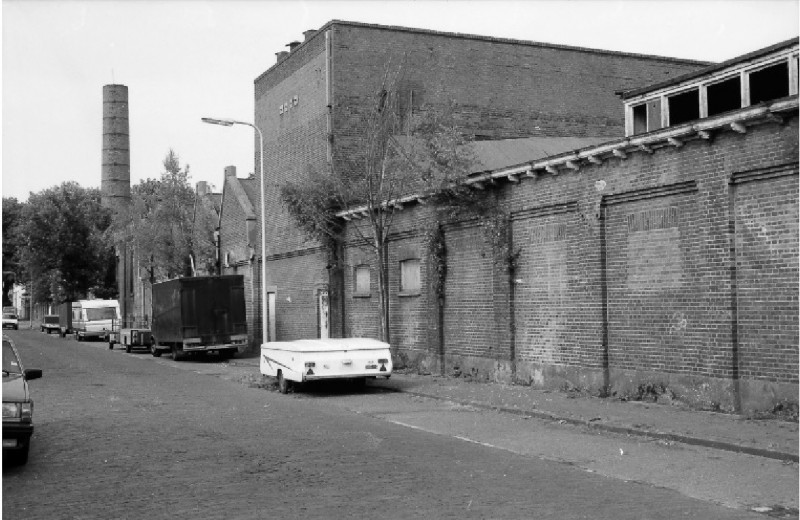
[42,275,249,361]
[3,275,248,467]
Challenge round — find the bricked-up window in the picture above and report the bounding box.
[354,265,371,297]
[749,61,790,105]
[399,259,421,295]
[707,76,742,116]
[667,89,700,125]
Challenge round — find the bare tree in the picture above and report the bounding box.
[281,65,476,343]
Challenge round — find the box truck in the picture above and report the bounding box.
[150,275,247,360]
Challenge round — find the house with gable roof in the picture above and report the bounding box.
[218,166,263,353]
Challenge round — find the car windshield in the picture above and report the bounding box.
[2,340,22,375]
[86,307,116,321]
[3,313,17,319]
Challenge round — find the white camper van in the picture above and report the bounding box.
[72,300,120,341]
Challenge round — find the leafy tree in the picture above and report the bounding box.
[2,197,25,307]
[281,66,476,343]
[191,190,220,276]
[116,149,199,285]
[16,182,116,303]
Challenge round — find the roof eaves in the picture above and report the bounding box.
[336,96,798,219]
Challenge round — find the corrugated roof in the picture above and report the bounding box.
[470,136,613,174]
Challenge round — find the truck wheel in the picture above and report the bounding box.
[150,341,162,358]
[125,343,132,354]
[108,341,114,350]
[277,371,291,394]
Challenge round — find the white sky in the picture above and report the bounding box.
[2,0,798,201]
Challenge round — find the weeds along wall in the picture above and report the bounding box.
[339,115,798,413]
[253,20,708,342]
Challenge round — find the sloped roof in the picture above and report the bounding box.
[620,37,799,99]
[470,137,614,174]
[208,193,223,214]
[239,177,261,220]
[224,175,257,221]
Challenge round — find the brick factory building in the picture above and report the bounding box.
[249,20,798,412]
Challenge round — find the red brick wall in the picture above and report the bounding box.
[253,22,707,342]
[441,224,498,359]
[334,117,797,410]
[733,167,799,383]
[263,250,330,341]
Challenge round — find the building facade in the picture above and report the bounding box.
[334,38,799,412]
[254,20,710,342]
[246,20,797,412]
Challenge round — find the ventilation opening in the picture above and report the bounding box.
[668,89,700,125]
[632,104,647,134]
[707,76,742,116]
[749,61,789,105]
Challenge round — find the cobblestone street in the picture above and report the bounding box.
[3,329,788,519]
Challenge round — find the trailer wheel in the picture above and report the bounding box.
[125,342,132,354]
[277,371,291,394]
[172,345,183,362]
[108,341,114,350]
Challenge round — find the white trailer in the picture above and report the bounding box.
[71,299,120,341]
[260,338,392,393]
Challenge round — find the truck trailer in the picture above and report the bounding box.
[58,302,72,338]
[150,275,248,360]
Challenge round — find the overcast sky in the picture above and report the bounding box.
[2,0,798,201]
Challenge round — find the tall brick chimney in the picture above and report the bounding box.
[101,84,131,210]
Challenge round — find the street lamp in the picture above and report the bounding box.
[202,117,268,345]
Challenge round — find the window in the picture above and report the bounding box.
[749,61,789,105]
[86,308,117,321]
[632,104,647,134]
[630,99,662,135]
[707,76,741,116]
[399,259,421,295]
[354,265,371,297]
[667,89,699,125]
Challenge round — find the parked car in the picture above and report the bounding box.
[2,337,42,465]
[41,315,60,334]
[2,312,19,330]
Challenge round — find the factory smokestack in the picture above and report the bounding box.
[102,84,131,210]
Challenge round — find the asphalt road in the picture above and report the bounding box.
[2,328,775,519]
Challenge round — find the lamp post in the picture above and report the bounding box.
[202,117,268,345]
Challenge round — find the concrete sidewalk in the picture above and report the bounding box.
[232,357,798,463]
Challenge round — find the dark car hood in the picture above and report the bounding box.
[2,375,29,402]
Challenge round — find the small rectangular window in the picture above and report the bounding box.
[668,89,700,126]
[749,61,789,105]
[707,76,742,116]
[632,104,647,134]
[354,265,370,296]
[399,259,421,295]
